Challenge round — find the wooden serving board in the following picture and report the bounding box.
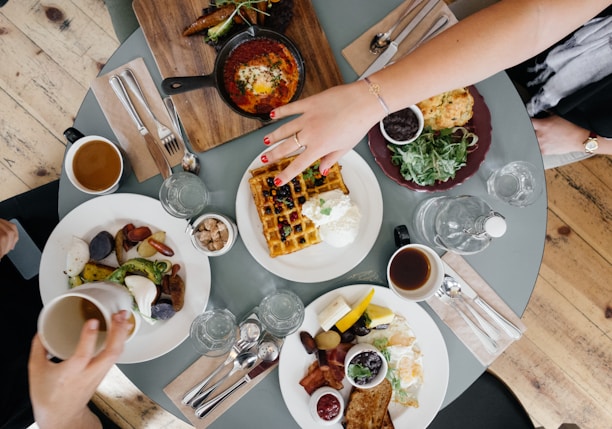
[133,0,344,152]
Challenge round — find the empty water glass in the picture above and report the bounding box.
[257,290,305,338]
[487,161,543,207]
[189,309,237,357]
[159,171,209,218]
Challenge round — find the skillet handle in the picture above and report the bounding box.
[161,75,215,95]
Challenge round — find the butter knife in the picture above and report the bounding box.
[109,75,172,179]
[460,284,523,339]
[194,359,277,419]
[360,0,439,79]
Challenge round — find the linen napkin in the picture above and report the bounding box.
[426,252,526,366]
[163,350,279,428]
[342,0,457,77]
[90,57,183,182]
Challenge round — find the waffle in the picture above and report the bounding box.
[248,157,349,257]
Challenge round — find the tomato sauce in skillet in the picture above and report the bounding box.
[223,38,300,115]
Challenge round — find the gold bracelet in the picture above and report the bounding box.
[363,76,390,116]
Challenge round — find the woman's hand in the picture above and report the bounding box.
[28,310,133,429]
[261,81,385,185]
[0,219,18,258]
[531,115,590,155]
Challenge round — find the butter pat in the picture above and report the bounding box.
[364,303,395,328]
[318,296,351,331]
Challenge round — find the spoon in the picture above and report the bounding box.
[163,96,201,175]
[194,340,281,418]
[436,279,498,354]
[442,275,501,341]
[182,319,262,406]
[370,0,419,54]
[190,351,258,408]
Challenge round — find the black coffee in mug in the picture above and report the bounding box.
[389,247,431,290]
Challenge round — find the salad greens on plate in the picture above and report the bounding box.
[388,126,478,186]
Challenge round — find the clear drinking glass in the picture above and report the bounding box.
[159,171,209,218]
[486,161,543,207]
[189,309,237,356]
[257,290,305,338]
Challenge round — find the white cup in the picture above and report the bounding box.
[37,282,136,360]
[65,135,124,195]
[387,244,444,302]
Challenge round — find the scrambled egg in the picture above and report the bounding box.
[417,88,474,130]
[357,314,423,407]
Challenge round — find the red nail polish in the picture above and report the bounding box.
[263,136,271,145]
[261,155,268,163]
[321,168,329,176]
[269,110,276,119]
[274,178,282,186]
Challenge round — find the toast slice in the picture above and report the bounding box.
[344,378,394,429]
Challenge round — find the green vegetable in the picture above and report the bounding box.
[106,258,171,285]
[388,126,478,186]
[206,0,271,42]
[347,363,372,380]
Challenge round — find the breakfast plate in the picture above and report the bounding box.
[39,193,211,364]
[236,149,383,283]
[368,86,492,192]
[278,284,449,428]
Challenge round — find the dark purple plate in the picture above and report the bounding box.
[367,86,492,192]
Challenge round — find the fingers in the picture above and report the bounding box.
[70,318,101,365]
[96,310,131,362]
[28,334,50,369]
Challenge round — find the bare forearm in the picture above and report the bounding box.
[36,407,102,429]
[374,0,612,114]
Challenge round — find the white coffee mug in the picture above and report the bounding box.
[38,282,136,360]
[64,135,124,195]
[387,244,444,302]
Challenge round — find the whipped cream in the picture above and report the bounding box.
[302,190,361,247]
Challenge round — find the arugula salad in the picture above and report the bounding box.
[387,126,478,186]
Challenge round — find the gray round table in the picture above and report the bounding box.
[60,1,546,427]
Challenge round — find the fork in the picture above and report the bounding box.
[435,287,499,355]
[120,68,180,154]
[181,336,253,406]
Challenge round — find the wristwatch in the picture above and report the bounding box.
[583,131,599,154]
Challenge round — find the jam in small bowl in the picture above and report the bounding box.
[344,343,388,389]
[308,386,344,425]
[380,104,424,145]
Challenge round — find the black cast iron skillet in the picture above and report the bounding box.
[161,26,305,122]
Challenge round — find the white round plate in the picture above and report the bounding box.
[235,150,383,282]
[278,284,449,429]
[39,193,211,364]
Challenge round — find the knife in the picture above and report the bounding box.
[109,75,172,179]
[194,358,277,419]
[449,269,523,340]
[460,284,523,339]
[360,0,439,79]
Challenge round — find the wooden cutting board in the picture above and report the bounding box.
[133,0,344,152]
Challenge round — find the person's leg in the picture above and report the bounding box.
[105,0,139,43]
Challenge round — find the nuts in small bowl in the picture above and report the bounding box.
[380,104,424,145]
[344,343,388,389]
[190,213,237,256]
[308,386,344,426]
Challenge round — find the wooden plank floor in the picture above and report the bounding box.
[1,2,610,428]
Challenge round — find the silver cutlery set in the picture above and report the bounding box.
[436,274,522,354]
[108,69,200,178]
[362,0,449,79]
[182,319,282,420]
